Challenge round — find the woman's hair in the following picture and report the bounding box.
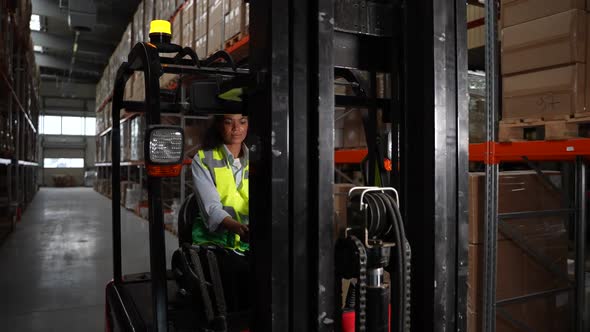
[202,115,225,150]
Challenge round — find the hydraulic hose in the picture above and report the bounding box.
[367,191,411,332]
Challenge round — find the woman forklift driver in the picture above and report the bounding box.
[191,114,250,311]
[191,114,250,251]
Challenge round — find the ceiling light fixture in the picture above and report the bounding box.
[33,45,43,52]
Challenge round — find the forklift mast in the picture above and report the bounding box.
[247,0,468,331]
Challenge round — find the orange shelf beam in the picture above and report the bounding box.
[337,140,590,165]
[335,149,367,164]
[470,139,590,164]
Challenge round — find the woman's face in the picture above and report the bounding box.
[219,115,248,145]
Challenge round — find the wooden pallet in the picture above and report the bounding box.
[499,114,590,142]
[224,33,244,49]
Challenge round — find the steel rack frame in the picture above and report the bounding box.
[476,0,588,330]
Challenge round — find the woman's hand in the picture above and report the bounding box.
[221,217,250,242]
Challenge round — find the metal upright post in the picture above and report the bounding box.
[249,0,335,329]
[401,0,468,330]
[180,114,186,204]
[483,0,500,331]
[248,0,291,329]
[575,156,587,332]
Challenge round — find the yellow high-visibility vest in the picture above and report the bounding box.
[192,145,249,251]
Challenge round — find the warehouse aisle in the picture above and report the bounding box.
[0,188,178,332]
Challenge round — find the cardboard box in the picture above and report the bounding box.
[333,183,355,238]
[196,13,208,38]
[469,171,562,244]
[196,0,208,18]
[155,0,166,20]
[133,3,144,44]
[196,35,208,58]
[224,13,232,41]
[501,0,586,28]
[130,74,145,102]
[468,173,486,244]
[207,21,223,55]
[172,11,182,45]
[467,305,524,332]
[209,0,223,25]
[468,174,569,332]
[468,241,524,310]
[130,116,145,161]
[223,0,230,15]
[340,109,366,148]
[182,0,195,48]
[124,75,134,101]
[502,64,586,119]
[501,10,588,75]
[521,226,569,332]
[184,123,206,158]
[144,0,155,41]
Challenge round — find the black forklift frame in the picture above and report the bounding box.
[247,0,468,330]
[110,42,249,330]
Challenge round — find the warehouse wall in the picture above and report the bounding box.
[40,135,96,187]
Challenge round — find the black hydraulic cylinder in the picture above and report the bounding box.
[366,284,390,332]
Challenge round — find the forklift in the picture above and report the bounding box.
[104,18,411,332]
[105,0,470,329]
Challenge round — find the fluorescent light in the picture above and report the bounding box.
[30,14,41,31]
[33,45,43,52]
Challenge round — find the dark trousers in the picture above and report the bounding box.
[211,248,250,312]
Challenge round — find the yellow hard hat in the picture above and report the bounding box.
[149,20,171,35]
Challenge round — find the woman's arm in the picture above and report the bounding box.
[191,155,233,232]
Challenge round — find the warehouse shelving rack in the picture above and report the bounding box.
[479,1,587,331]
[0,2,40,242]
[470,139,588,332]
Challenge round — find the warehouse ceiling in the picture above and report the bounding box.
[32,0,141,115]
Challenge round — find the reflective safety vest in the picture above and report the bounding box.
[192,145,249,251]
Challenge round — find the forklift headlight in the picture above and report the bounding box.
[146,126,184,177]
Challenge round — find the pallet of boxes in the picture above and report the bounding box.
[500,0,590,141]
[468,170,570,332]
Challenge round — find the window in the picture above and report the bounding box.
[43,116,62,135]
[62,116,84,135]
[44,158,84,168]
[30,14,41,31]
[39,116,96,136]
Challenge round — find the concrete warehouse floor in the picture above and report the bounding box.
[0,188,177,332]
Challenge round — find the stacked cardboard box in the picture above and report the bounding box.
[225,0,243,42]
[182,0,195,49]
[130,116,145,161]
[468,171,569,332]
[333,183,355,240]
[207,0,224,55]
[155,0,176,21]
[183,121,208,158]
[501,0,589,120]
[468,71,486,143]
[160,13,181,88]
[195,0,209,57]
[144,0,154,40]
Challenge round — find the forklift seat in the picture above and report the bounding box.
[178,193,199,246]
